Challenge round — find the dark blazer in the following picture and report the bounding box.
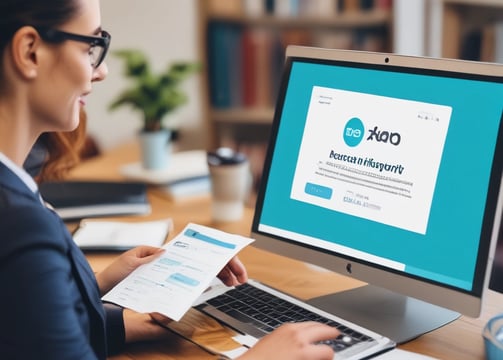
[0,162,124,359]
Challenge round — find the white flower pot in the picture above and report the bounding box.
[138,129,171,170]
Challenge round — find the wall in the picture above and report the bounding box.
[394,0,446,58]
[86,0,206,151]
[394,0,426,56]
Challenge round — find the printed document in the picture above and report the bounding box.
[102,223,254,321]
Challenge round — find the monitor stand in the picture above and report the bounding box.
[307,284,460,344]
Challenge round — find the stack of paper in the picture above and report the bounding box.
[72,218,172,251]
[120,150,210,200]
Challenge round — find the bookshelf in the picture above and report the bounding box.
[441,0,503,61]
[198,0,394,189]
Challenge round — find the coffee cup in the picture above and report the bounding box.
[207,148,250,222]
[483,313,503,359]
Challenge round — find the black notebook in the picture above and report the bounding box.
[39,180,151,221]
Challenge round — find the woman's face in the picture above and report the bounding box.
[31,0,108,133]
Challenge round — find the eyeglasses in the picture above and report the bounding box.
[37,28,111,69]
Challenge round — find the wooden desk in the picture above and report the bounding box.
[71,143,502,359]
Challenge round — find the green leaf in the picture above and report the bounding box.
[108,49,200,130]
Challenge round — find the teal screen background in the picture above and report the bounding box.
[259,60,503,291]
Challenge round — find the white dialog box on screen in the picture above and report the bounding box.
[291,86,452,234]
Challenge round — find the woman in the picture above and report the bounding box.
[0,1,338,359]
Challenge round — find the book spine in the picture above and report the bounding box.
[343,0,360,12]
[265,0,275,14]
[300,0,338,17]
[228,25,244,108]
[208,23,243,108]
[241,29,259,107]
[375,0,391,9]
[359,0,374,11]
[253,29,274,108]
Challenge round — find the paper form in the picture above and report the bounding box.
[102,223,254,321]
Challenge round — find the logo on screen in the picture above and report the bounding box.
[367,126,401,146]
[343,117,364,147]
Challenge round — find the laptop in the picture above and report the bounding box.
[196,279,395,359]
[197,45,503,359]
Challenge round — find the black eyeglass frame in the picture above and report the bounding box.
[37,28,111,69]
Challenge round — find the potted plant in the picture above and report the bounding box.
[109,49,200,170]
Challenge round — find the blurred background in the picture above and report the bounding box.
[85,0,503,291]
[88,0,503,155]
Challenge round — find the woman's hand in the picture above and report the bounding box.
[237,322,338,360]
[123,310,172,343]
[96,246,164,295]
[217,256,248,286]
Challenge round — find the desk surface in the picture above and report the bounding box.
[70,142,502,360]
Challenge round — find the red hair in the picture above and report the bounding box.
[36,108,93,182]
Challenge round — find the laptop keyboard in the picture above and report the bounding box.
[197,282,374,353]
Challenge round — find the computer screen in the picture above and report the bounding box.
[251,46,503,343]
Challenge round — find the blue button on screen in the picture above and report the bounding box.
[304,183,333,199]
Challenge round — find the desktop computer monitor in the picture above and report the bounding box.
[251,46,503,344]
[490,220,503,293]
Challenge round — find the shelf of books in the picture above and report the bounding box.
[199,0,393,191]
[204,0,392,115]
[442,0,503,62]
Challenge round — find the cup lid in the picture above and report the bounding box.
[483,313,503,359]
[207,147,247,166]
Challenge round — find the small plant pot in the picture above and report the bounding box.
[138,129,171,170]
